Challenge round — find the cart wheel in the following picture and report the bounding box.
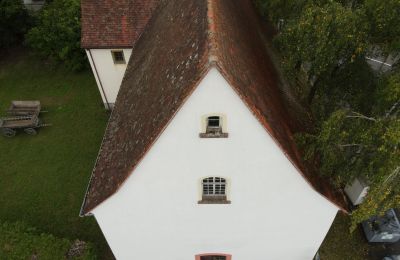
[2,128,16,138]
[24,128,37,136]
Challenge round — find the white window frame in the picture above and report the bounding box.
[202,177,227,196]
[198,176,231,204]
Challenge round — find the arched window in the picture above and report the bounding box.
[203,177,226,196]
[198,177,230,204]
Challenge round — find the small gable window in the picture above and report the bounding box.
[199,114,228,138]
[111,50,126,64]
[198,177,230,204]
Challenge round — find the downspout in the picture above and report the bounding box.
[87,49,111,110]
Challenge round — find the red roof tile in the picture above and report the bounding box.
[80,0,348,215]
[81,0,159,48]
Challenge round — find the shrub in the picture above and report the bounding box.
[26,0,87,71]
[0,221,96,259]
[0,0,32,48]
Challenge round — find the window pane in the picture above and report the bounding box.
[207,116,220,127]
[200,256,226,260]
[202,177,226,196]
[112,51,125,63]
[115,52,123,61]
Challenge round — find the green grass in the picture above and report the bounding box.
[0,50,112,259]
[319,212,369,260]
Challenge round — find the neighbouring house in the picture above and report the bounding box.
[366,53,399,73]
[80,0,348,259]
[81,0,159,109]
[23,0,45,11]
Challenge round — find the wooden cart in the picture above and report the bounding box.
[0,101,50,137]
[6,100,41,116]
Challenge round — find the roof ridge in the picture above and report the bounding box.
[206,0,218,65]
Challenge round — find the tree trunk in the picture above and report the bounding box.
[307,77,320,105]
[295,60,302,71]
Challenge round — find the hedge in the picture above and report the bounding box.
[0,221,96,259]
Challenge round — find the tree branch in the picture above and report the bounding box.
[338,144,362,147]
[383,167,400,185]
[346,112,377,122]
[385,99,400,118]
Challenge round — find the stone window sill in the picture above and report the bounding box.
[198,196,231,204]
[199,132,229,138]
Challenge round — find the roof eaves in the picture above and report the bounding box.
[80,66,212,216]
[214,63,348,213]
[81,45,134,50]
[79,108,117,217]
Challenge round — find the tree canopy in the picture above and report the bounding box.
[364,0,400,55]
[257,0,400,226]
[0,0,32,49]
[26,0,86,71]
[274,1,368,104]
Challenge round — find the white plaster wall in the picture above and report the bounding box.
[92,68,338,260]
[86,49,132,109]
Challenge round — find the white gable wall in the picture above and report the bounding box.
[92,68,338,260]
[86,49,132,109]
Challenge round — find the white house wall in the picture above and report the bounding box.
[92,68,338,260]
[86,49,132,109]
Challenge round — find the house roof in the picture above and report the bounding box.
[80,0,348,215]
[81,0,159,49]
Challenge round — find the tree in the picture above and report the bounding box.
[257,0,400,228]
[311,57,377,121]
[0,0,32,49]
[297,70,400,228]
[26,0,86,71]
[364,0,400,55]
[256,0,310,24]
[336,0,365,9]
[274,1,369,104]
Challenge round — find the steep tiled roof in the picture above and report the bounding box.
[81,0,348,215]
[81,0,159,48]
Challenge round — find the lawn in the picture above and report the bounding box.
[320,212,400,260]
[0,49,113,259]
[319,212,369,260]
